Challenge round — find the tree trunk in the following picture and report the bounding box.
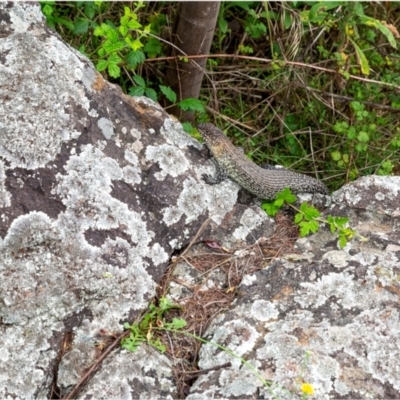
[165,1,220,122]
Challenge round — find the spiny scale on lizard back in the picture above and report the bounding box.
[198,123,329,200]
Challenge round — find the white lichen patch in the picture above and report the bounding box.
[233,208,269,241]
[199,320,260,370]
[122,165,141,185]
[161,118,201,149]
[145,144,189,180]
[0,160,11,207]
[53,144,159,260]
[98,117,114,139]
[163,177,207,225]
[0,7,93,168]
[251,300,280,321]
[78,345,177,399]
[321,250,350,269]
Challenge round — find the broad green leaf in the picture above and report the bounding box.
[105,28,119,42]
[299,221,311,236]
[218,17,229,34]
[108,53,122,64]
[96,59,108,72]
[52,17,74,31]
[103,40,125,54]
[308,220,320,233]
[262,202,279,217]
[349,38,370,75]
[331,151,341,161]
[119,25,128,37]
[359,15,397,48]
[159,85,177,103]
[126,50,145,67]
[276,187,297,203]
[133,75,145,86]
[143,38,162,58]
[294,213,303,224]
[84,2,96,19]
[131,39,144,51]
[300,203,320,220]
[283,12,292,30]
[145,87,158,102]
[128,19,142,30]
[73,18,89,35]
[338,234,347,249]
[129,86,145,97]
[309,2,342,22]
[357,131,369,142]
[178,98,205,112]
[108,63,120,78]
[42,4,53,17]
[94,25,104,36]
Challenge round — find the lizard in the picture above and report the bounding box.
[197,123,329,200]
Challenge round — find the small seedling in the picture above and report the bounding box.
[262,188,367,248]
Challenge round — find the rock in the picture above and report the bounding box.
[0,2,274,398]
[188,176,400,399]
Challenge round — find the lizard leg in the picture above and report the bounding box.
[202,158,228,185]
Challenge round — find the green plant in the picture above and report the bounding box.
[122,297,280,396]
[262,188,366,248]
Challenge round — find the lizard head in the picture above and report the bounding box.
[197,123,225,146]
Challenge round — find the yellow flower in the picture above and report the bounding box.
[301,383,314,396]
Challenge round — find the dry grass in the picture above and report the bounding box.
[156,211,299,397]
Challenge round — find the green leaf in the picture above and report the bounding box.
[145,87,158,102]
[42,4,53,17]
[108,63,121,78]
[170,318,187,329]
[299,203,320,220]
[357,131,369,142]
[308,219,320,233]
[133,75,145,87]
[143,38,163,58]
[131,39,144,51]
[159,85,177,103]
[94,25,104,36]
[96,59,108,72]
[150,338,166,353]
[52,16,75,31]
[178,98,205,113]
[294,213,303,224]
[84,2,97,19]
[338,234,348,249]
[128,19,142,30]
[218,17,229,34]
[103,40,125,54]
[359,15,397,48]
[119,25,128,37]
[276,187,297,203]
[348,38,370,75]
[108,53,122,64]
[347,127,356,140]
[309,2,342,22]
[126,50,145,67]
[182,122,196,136]
[262,202,279,217]
[299,221,311,236]
[331,151,341,161]
[73,18,89,35]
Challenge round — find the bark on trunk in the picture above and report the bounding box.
[165,1,220,122]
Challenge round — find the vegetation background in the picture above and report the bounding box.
[40,1,400,191]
